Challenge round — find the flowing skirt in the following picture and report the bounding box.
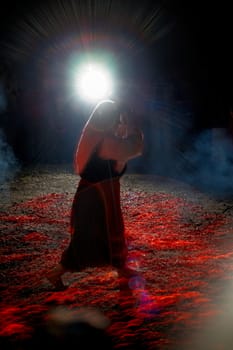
[60,177,128,271]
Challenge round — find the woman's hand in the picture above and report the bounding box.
[98,126,144,161]
[115,122,128,139]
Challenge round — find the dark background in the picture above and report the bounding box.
[0,0,233,192]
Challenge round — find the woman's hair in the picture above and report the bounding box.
[88,99,119,131]
[88,99,134,130]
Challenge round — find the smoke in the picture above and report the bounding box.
[143,102,233,196]
[0,129,20,184]
[178,128,233,195]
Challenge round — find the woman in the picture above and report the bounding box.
[47,99,144,290]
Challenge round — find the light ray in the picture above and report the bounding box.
[1,0,171,63]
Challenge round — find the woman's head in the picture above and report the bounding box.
[88,99,134,132]
[88,100,119,131]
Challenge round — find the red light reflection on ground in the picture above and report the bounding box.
[1,190,233,349]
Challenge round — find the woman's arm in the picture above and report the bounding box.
[74,125,103,175]
[98,127,144,162]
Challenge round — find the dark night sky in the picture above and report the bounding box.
[1,1,232,100]
[0,0,233,167]
[1,0,232,108]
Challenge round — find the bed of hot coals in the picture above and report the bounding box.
[1,167,233,349]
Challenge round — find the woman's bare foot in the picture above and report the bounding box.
[48,277,67,291]
[46,264,67,291]
[117,266,138,278]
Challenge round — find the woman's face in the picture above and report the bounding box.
[114,113,128,138]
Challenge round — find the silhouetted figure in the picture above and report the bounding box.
[46,99,144,290]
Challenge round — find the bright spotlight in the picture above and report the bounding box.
[74,63,113,102]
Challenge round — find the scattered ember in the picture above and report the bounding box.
[1,175,233,349]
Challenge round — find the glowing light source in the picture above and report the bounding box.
[74,63,113,102]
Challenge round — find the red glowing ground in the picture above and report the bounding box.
[1,168,233,349]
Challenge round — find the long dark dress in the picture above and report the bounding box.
[60,147,128,271]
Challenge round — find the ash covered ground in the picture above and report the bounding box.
[1,165,233,350]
